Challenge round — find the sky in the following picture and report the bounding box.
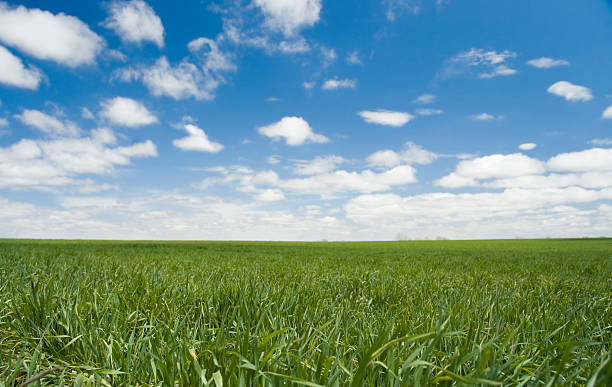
[1,0,612,240]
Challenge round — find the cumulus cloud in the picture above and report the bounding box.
[443,48,517,79]
[602,105,612,119]
[16,109,80,137]
[547,148,612,172]
[547,81,593,102]
[258,116,329,146]
[366,142,437,167]
[117,37,235,100]
[103,0,164,48]
[435,153,546,188]
[292,155,344,175]
[358,109,414,127]
[200,164,418,197]
[322,78,356,90]
[518,143,536,151]
[436,147,612,191]
[173,124,223,153]
[413,94,435,104]
[0,127,157,190]
[527,57,569,69]
[0,2,103,67]
[255,188,285,201]
[590,138,612,146]
[187,37,236,72]
[0,45,43,89]
[484,172,612,190]
[344,188,612,239]
[100,97,158,127]
[0,193,355,241]
[254,0,321,36]
[277,165,417,195]
[138,57,211,100]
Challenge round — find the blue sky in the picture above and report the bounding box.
[1,0,612,240]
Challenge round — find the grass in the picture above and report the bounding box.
[0,238,610,386]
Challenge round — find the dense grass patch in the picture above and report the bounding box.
[0,239,610,385]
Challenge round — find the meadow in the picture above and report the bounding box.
[0,239,610,386]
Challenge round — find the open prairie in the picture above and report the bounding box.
[0,239,611,386]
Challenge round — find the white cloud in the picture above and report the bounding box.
[139,57,211,100]
[366,142,437,167]
[344,188,612,239]
[322,78,356,90]
[470,113,499,120]
[302,81,316,90]
[484,172,612,190]
[255,188,285,201]
[416,108,443,116]
[254,0,321,36]
[2,189,611,240]
[413,94,435,104]
[455,153,547,178]
[81,107,95,120]
[187,37,236,72]
[384,0,420,22]
[292,155,344,175]
[0,193,354,241]
[321,46,337,67]
[207,165,418,196]
[590,138,612,146]
[346,50,362,65]
[436,147,612,191]
[0,2,103,67]
[0,117,7,127]
[258,116,329,146]
[602,105,612,119]
[173,124,223,153]
[119,37,235,101]
[16,109,80,137]
[527,57,569,69]
[358,109,414,127]
[0,127,157,190]
[0,45,43,89]
[277,165,417,195]
[444,48,517,79]
[435,153,546,187]
[547,81,593,102]
[278,39,310,53]
[267,155,281,165]
[518,143,536,151]
[107,49,126,61]
[100,97,157,127]
[103,0,164,48]
[548,148,612,172]
[478,64,517,79]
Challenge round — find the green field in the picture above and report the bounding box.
[0,239,611,386]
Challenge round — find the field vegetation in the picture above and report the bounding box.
[0,239,610,386]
